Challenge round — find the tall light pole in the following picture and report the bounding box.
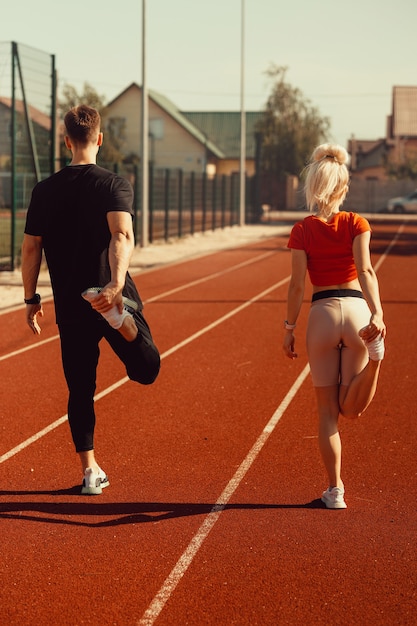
[239,0,246,226]
[140,0,149,247]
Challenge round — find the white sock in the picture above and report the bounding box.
[365,334,385,361]
[82,288,130,330]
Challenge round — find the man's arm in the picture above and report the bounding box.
[21,234,44,335]
[107,211,135,290]
[88,211,135,315]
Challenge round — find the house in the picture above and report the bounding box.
[349,139,387,180]
[102,83,262,176]
[0,97,53,207]
[0,96,51,169]
[181,111,264,176]
[386,86,417,163]
[103,83,223,173]
[349,86,417,180]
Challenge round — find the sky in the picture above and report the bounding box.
[1,0,417,149]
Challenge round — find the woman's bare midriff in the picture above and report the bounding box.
[312,279,361,294]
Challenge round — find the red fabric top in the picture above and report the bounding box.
[287,211,371,286]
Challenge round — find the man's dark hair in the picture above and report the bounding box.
[64,105,101,145]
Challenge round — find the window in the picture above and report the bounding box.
[149,118,164,140]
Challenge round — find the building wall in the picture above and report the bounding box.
[215,157,255,177]
[344,178,417,213]
[387,137,417,163]
[351,166,388,181]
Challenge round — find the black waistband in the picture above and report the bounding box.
[312,289,364,302]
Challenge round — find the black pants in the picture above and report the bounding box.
[59,309,160,452]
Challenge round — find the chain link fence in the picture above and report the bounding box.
[103,163,260,245]
[0,41,56,270]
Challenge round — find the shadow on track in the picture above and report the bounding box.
[0,492,326,527]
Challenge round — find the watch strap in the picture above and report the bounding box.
[24,293,41,305]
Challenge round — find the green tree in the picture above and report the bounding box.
[58,82,125,166]
[58,82,106,115]
[256,65,330,179]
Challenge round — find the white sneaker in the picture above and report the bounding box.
[81,467,110,495]
[321,486,347,509]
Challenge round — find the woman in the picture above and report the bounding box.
[283,143,386,509]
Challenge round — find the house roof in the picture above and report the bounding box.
[181,111,264,159]
[348,139,382,154]
[349,139,386,170]
[391,86,417,137]
[0,96,51,130]
[106,83,225,159]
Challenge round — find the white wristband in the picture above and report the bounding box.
[284,321,296,330]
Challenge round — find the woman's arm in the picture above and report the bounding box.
[283,249,307,359]
[353,231,386,340]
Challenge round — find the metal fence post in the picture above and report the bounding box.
[230,173,236,227]
[211,175,217,231]
[11,42,17,271]
[133,164,139,244]
[221,175,226,229]
[178,169,183,238]
[164,169,170,241]
[149,162,154,244]
[190,171,195,236]
[202,171,207,233]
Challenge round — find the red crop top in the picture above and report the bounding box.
[287,211,371,286]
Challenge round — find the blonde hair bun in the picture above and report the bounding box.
[311,143,349,166]
[303,143,350,217]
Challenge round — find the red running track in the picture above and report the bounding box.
[0,220,416,625]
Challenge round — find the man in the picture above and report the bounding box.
[21,105,160,495]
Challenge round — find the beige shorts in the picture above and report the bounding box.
[306,290,370,387]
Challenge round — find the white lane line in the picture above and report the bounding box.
[0,415,69,464]
[0,335,58,362]
[0,277,289,466]
[144,250,277,303]
[0,251,278,363]
[373,222,405,272]
[138,363,310,626]
[159,277,289,360]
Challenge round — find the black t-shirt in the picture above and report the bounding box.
[25,164,142,324]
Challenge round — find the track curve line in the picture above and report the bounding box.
[0,335,58,362]
[373,221,405,272]
[144,250,277,303]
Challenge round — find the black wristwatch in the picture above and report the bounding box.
[24,293,41,305]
